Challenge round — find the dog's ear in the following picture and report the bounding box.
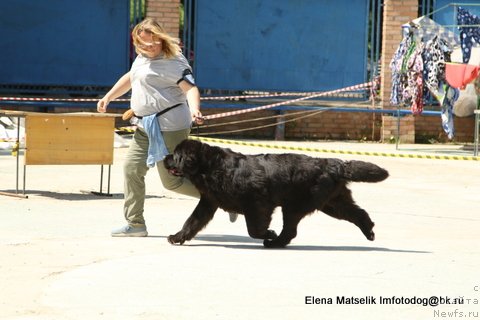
[183,153,199,173]
[178,141,203,175]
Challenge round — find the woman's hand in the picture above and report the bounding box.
[97,97,110,113]
[191,108,204,125]
[97,72,132,113]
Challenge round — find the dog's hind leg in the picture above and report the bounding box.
[321,187,375,241]
[263,209,306,248]
[244,209,277,241]
[168,196,218,245]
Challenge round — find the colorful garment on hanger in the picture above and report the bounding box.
[390,33,414,105]
[422,36,451,98]
[402,43,424,114]
[440,84,459,139]
[391,18,463,138]
[445,62,480,89]
[457,7,480,63]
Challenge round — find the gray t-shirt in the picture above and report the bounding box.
[130,53,192,131]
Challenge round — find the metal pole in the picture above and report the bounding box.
[15,116,20,194]
[23,164,26,196]
[274,110,285,141]
[107,165,111,195]
[99,165,104,194]
[474,109,479,157]
[396,108,400,150]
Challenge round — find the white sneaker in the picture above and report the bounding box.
[111,225,148,237]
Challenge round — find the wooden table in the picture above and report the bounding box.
[0,111,120,198]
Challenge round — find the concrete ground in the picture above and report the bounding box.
[0,138,479,320]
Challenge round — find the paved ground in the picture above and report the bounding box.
[0,138,479,320]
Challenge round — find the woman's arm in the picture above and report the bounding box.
[178,80,203,124]
[97,72,132,113]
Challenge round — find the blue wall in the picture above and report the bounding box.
[194,0,369,92]
[0,0,130,87]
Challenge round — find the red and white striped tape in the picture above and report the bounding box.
[0,80,376,121]
[201,91,340,100]
[0,92,354,103]
[1,80,376,104]
[0,96,130,102]
[203,81,375,120]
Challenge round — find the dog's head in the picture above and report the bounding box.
[164,139,204,177]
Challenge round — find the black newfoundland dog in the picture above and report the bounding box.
[164,139,389,248]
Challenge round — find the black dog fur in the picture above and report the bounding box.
[164,139,389,248]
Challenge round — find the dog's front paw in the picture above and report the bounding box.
[361,224,375,241]
[168,232,186,245]
[365,230,375,241]
[265,229,278,240]
[263,238,287,249]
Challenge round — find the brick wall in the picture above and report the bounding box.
[285,111,381,141]
[382,115,415,143]
[146,0,180,37]
[380,0,419,109]
[415,114,475,143]
[379,0,419,143]
[198,109,276,139]
[198,108,382,141]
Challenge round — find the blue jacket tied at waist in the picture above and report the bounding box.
[142,114,169,168]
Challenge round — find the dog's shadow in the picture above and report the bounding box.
[156,234,431,253]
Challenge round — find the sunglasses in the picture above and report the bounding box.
[137,41,161,49]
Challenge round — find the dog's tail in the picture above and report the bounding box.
[343,160,389,183]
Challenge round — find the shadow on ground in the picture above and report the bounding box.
[152,234,431,253]
[0,189,163,201]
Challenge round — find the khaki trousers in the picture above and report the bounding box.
[123,128,199,227]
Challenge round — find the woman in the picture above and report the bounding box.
[97,18,236,237]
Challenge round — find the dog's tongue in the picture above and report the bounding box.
[169,168,182,176]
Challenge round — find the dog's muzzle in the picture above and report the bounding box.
[164,154,184,176]
[168,168,183,176]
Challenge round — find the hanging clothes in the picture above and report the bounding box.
[440,84,459,140]
[422,36,451,98]
[457,7,480,63]
[390,29,459,138]
[390,32,424,113]
[402,42,424,114]
[390,17,465,138]
[420,36,458,139]
[390,33,414,105]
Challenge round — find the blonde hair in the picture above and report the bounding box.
[132,18,181,58]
